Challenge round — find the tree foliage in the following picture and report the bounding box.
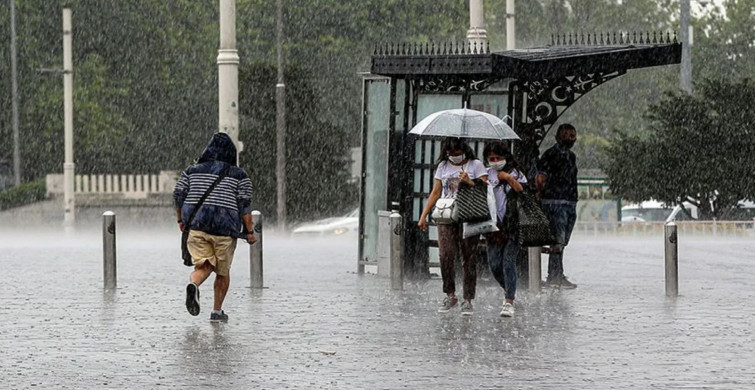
[0,0,753,219]
[601,78,755,219]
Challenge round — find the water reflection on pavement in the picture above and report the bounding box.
[1,228,754,389]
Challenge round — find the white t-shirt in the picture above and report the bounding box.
[434,159,488,199]
[488,166,528,222]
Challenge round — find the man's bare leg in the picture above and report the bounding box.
[213,274,230,311]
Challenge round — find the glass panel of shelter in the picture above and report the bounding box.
[361,78,391,266]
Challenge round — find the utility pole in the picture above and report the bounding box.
[275,0,287,230]
[63,8,75,227]
[10,0,20,186]
[680,0,692,93]
[218,0,241,157]
[467,0,487,51]
[506,0,516,50]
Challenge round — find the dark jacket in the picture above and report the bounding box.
[173,133,252,237]
[537,143,578,202]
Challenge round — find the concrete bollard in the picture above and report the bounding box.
[528,246,541,292]
[250,210,263,289]
[389,206,404,290]
[102,211,117,290]
[665,222,678,297]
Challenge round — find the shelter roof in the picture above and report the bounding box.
[371,32,681,81]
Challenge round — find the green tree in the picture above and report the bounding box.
[239,61,357,222]
[600,78,755,219]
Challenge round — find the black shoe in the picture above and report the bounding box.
[185,283,200,316]
[546,277,578,289]
[210,310,229,323]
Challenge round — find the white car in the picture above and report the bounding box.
[291,208,359,236]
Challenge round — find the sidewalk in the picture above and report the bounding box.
[1,228,754,389]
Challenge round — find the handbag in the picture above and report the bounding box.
[181,165,230,266]
[462,183,499,238]
[513,192,557,247]
[431,198,457,224]
[454,178,491,223]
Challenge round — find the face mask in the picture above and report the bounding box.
[448,155,464,164]
[488,160,506,171]
[560,140,575,149]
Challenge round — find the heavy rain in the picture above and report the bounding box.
[1,0,754,389]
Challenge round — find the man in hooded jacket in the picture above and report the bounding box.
[173,133,256,322]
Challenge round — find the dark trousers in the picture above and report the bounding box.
[542,203,577,281]
[437,224,478,300]
[486,229,519,301]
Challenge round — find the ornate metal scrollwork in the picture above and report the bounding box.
[414,76,501,93]
[516,71,625,144]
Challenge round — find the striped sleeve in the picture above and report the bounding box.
[237,176,252,215]
[173,171,190,208]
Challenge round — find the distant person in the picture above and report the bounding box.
[418,137,488,316]
[536,123,578,289]
[483,141,526,317]
[173,133,256,322]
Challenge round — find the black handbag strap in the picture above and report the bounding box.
[185,165,231,227]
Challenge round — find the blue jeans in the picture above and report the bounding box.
[486,232,519,301]
[542,203,577,281]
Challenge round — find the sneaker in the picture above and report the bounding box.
[460,300,474,316]
[559,277,578,289]
[500,302,515,318]
[185,283,200,316]
[546,277,578,289]
[209,310,229,323]
[438,296,458,313]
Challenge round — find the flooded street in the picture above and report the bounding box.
[1,228,754,389]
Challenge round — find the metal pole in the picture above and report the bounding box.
[680,0,692,93]
[506,0,516,50]
[389,205,403,290]
[664,222,678,297]
[528,247,541,292]
[218,0,241,158]
[10,0,20,186]
[63,8,75,227]
[250,210,264,288]
[275,0,287,230]
[466,0,487,50]
[103,211,117,289]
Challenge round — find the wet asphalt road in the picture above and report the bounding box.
[1,227,754,389]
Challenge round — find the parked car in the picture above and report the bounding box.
[291,208,359,236]
[622,199,755,223]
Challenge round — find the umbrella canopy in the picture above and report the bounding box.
[409,108,520,140]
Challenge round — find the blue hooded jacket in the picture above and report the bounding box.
[173,133,252,237]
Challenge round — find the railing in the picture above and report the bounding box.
[74,174,163,194]
[46,171,178,198]
[574,220,755,236]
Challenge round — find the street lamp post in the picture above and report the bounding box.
[467,0,487,50]
[506,0,516,50]
[275,0,287,230]
[680,0,692,93]
[10,0,20,186]
[63,8,75,228]
[218,0,241,157]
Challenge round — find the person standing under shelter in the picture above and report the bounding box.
[418,137,488,316]
[174,132,256,322]
[536,124,578,289]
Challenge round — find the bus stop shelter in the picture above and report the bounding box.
[358,32,681,278]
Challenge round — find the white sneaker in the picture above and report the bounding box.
[500,302,514,318]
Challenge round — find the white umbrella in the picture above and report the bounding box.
[408,108,520,140]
